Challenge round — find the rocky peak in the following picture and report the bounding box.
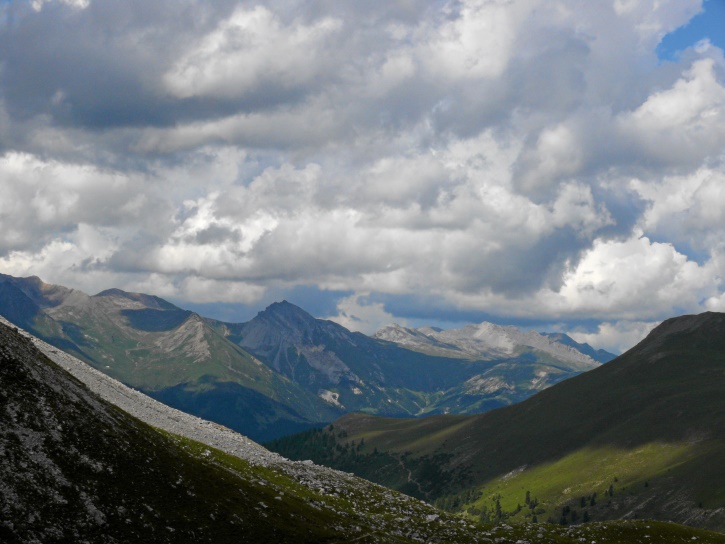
[249,300,353,343]
[0,274,78,308]
[93,288,178,310]
[374,323,418,342]
[376,320,604,370]
[258,300,318,328]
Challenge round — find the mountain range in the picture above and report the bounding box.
[0,273,613,441]
[268,311,725,532]
[0,315,502,543]
[2,313,723,542]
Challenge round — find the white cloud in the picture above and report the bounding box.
[553,233,716,319]
[423,0,533,81]
[568,319,659,354]
[1,0,724,334]
[618,58,725,164]
[0,152,166,253]
[326,293,405,334]
[0,224,120,294]
[516,123,584,192]
[631,165,725,252]
[32,0,89,12]
[163,6,342,100]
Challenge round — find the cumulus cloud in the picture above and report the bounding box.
[0,152,168,252]
[163,6,342,100]
[568,320,660,355]
[325,293,405,335]
[552,233,716,319]
[0,0,723,352]
[31,0,89,12]
[618,58,725,166]
[632,165,725,254]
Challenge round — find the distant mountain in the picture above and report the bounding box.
[0,274,339,441]
[0,273,612,441]
[269,312,725,532]
[3,319,722,544]
[540,331,616,363]
[213,300,607,417]
[375,322,614,367]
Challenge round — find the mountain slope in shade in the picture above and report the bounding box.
[3,319,724,544]
[269,312,725,532]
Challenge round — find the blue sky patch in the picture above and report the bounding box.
[657,0,725,60]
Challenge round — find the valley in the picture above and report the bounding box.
[2,273,724,540]
[0,273,611,441]
[269,312,725,532]
[2,304,724,542]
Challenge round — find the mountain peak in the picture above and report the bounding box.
[268,299,306,312]
[93,288,178,310]
[0,273,78,308]
[257,300,317,325]
[636,311,725,354]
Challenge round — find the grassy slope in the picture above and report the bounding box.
[3,322,724,544]
[268,312,725,531]
[0,322,482,543]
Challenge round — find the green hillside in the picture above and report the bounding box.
[268,312,725,532]
[3,320,724,543]
[0,275,339,441]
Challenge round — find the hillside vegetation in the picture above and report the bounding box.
[268,312,725,532]
[5,318,722,542]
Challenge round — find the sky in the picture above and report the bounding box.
[0,0,724,354]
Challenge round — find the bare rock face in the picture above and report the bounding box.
[236,301,362,386]
[376,321,609,371]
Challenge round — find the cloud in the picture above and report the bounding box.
[630,164,725,264]
[551,233,717,319]
[325,293,405,335]
[568,320,660,355]
[0,152,168,253]
[31,0,89,12]
[0,0,723,352]
[618,58,725,167]
[163,6,342,101]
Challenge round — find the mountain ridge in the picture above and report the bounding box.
[0,273,615,441]
[374,321,612,367]
[269,311,725,531]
